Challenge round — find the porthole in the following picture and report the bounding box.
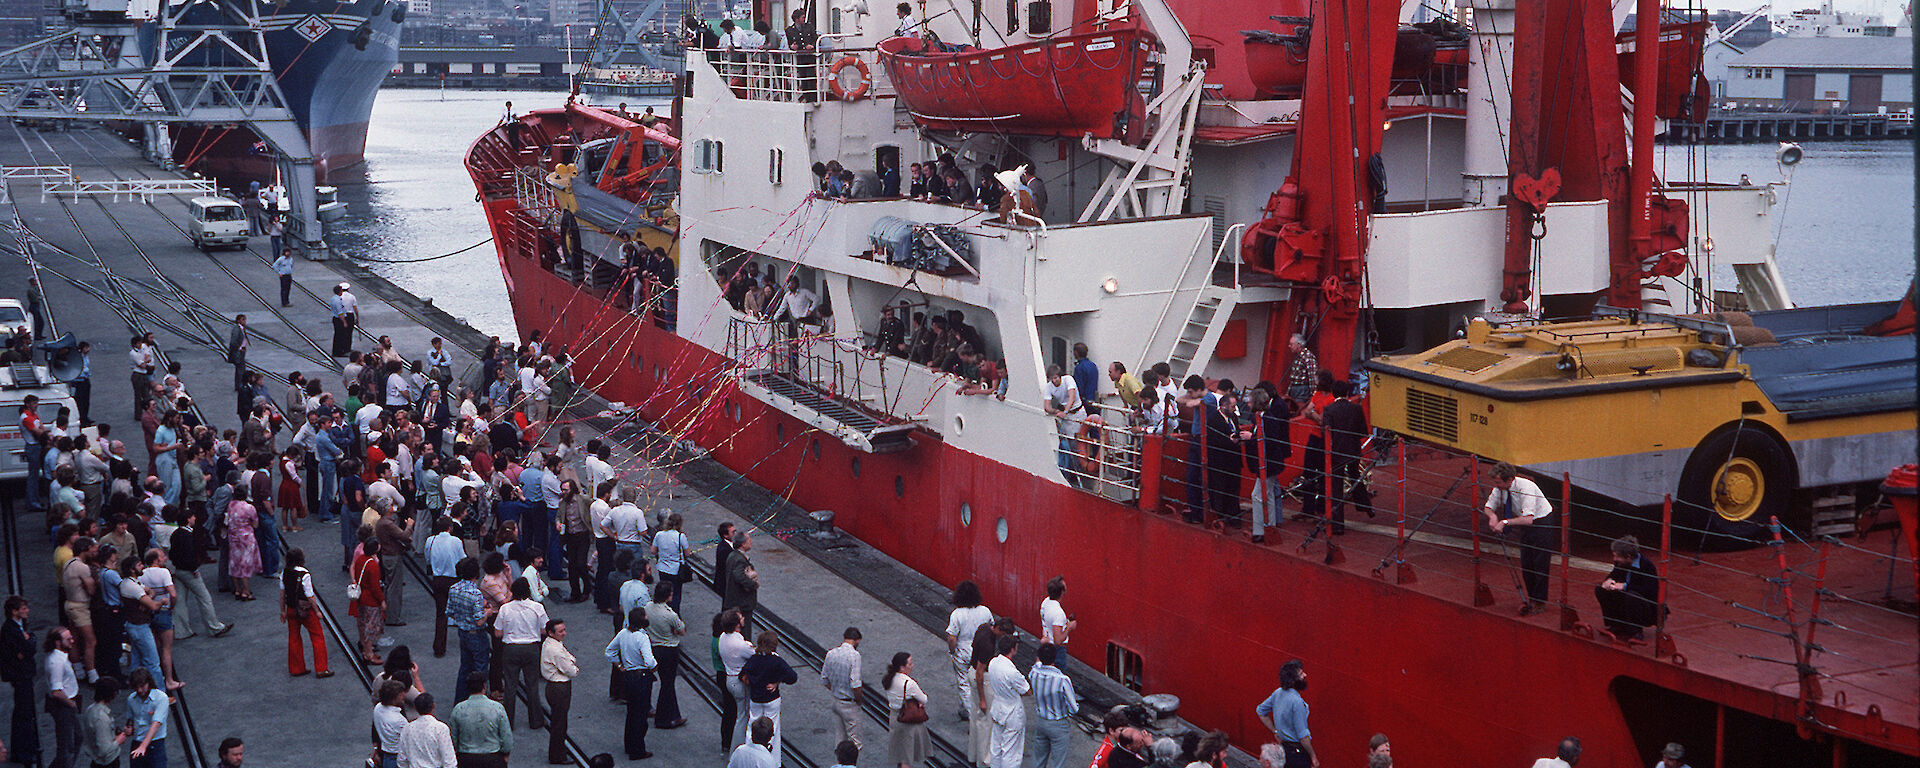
[894,475,905,498]
[851,456,862,477]
[810,439,821,461]
[960,502,972,526]
[777,423,785,442]
[995,517,1008,543]
[952,414,965,435]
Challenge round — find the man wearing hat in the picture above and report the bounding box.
[1654,743,1691,768]
[330,283,359,358]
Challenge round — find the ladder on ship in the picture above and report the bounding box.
[727,318,918,454]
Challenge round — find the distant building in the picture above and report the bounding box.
[1725,36,1913,113]
[1703,38,1745,102]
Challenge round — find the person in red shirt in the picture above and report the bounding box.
[20,394,49,511]
[351,535,387,665]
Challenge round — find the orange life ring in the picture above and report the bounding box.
[827,55,872,101]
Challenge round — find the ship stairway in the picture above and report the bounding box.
[727,318,918,454]
[737,369,918,454]
[1166,283,1239,380]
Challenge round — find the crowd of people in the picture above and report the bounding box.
[2,296,1679,768]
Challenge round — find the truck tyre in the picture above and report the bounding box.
[1676,427,1792,549]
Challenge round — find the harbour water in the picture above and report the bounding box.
[328,87,668,339]
[331,88,1915,339]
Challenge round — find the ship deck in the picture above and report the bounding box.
[1150,439,1920,747]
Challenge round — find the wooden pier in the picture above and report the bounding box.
[1664,110,1916,144]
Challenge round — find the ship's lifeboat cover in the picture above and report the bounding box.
[876,27,1156,140]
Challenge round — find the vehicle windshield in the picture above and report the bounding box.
[202,206,244,222]
[0,307,25,325]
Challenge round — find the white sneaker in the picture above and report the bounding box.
[86,669,98,683]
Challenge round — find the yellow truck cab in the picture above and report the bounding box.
[1365,303,1916,543]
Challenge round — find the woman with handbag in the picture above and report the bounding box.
[350,536,388,666]
[281,548,331,677]
[885,651,931,768]
[649,512,690,612]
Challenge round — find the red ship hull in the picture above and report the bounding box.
[487,239,1918,767]
[877,28,1154,140]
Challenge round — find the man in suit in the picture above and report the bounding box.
[1596,535,1663,640]
[226,314,249,394]
[1320,380,1373,535]
[2,596,41,766]
[722,531,758,628]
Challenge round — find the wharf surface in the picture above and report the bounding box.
[0,123,1126,768]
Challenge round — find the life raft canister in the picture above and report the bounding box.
[827,55,872,101]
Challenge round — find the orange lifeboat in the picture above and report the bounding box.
[876,26,1156,140]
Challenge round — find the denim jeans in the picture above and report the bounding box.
[1251,473,1283,537]
[455,628,491,699]
[125,622,163,687]
[130,737,165,768]
[316,462,337,521]
[1029,716,1072,768]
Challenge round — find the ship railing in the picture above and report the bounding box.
[1131,415,1920,720]
[725,315,902,423]
[513,166,559,222]
[698,46,891,103]
[1056,400,1145,500]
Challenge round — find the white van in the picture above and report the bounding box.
[188,196,250,250]
[0,364,77,482]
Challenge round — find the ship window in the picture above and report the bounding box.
[1105,643,1144,692]
[894,475,905,498]
[693,139,725,173]
[769,147,785,185]
[851,456,861,477]
[960,502,972,526]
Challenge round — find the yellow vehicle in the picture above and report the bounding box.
[1366,302,1916,543]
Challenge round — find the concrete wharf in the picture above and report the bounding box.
[0,123,1142,768]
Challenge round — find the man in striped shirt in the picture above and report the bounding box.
[1026,644,1078,768]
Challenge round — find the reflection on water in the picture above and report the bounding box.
[330,89,1914,342]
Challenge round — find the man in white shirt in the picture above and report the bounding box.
[589,480,617,611]
[893,2,918,36]
[45,627,81,768]
[329,283,358,358]
[396,694,456,768]
[607,489,648,561]
[583,446,614,499]
[729,718,778,768]
[425,518,466,658]
[777,277,818,324]
[373,680,410,767]
[716,614,756,746]
[1039,576,1075,645]
[1482,462,1555,615]
[984,636,1030,768]
[357,403,385,438]
[495,579,550,729]
[1530,736,1582,768]
[521,552,551,604]
[820,627,863,749]
[368,463,406,514]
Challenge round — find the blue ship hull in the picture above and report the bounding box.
[167,0,403,182]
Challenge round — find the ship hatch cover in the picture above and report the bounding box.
[1430,346,1507,373]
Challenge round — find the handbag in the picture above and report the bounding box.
[347,558,368,601]
[898,697,929,724]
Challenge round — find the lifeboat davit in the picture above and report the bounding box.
[876,27,1156,140]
